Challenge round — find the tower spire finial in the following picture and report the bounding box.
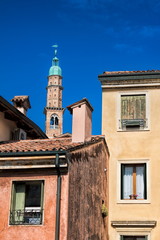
[52,44,58,57]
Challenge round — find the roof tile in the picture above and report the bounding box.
[0,136,103,153]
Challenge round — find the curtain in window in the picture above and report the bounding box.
[121,95,146,120]
[136,166,144,199]
[122,166,133,199]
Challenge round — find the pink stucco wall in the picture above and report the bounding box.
[72,103,92,142]
[0,171,68,240]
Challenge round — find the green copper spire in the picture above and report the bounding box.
[48,45,62,77]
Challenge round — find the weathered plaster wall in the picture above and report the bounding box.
[0,170,68,240]
[67,141,109,240]
[102,87,160,239]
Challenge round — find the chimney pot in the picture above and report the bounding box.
[11,96,31,116]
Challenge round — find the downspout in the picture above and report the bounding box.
[55,153,61,240]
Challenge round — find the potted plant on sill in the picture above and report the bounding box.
[129,194,138,200]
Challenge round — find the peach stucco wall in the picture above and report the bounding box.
[0,112,16,141]
[102,87,160,239]
[0,172,69,240]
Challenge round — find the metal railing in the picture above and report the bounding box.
[50,125,58,129]
[120,119,147,130]
[10,209,43,225]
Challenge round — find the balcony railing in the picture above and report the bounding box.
[50,125,58,129]
[10,209,43,225]
[120,119,147,130]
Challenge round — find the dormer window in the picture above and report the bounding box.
[50,114,59,129]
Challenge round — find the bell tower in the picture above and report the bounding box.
[44,45,64,138]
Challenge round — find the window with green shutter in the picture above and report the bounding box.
[121,94,146,129]
[10,181,44,225]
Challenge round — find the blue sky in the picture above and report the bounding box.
[1,0,160,135]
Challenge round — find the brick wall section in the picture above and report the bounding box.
[67,141,109,240]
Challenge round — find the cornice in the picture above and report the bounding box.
[102,82,160,90]
[111,221,157,228]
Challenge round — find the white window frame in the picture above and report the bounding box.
[117,91,150,131]
[10,180,44,225]
[117,159,150,204]
[116,229,151,240]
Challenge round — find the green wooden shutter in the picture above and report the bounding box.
[121,95,146,120]
[15,183,25,210]
[121,96,129,119]
[14,183,25,222]
[135,95,146,119]
[10,182,16,224]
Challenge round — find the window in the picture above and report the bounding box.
[121,164,147,200]
[121,236,147,240]
[10,181,44,225]
[50,114,59,129]
[120,94,147,130]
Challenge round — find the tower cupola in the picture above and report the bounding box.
[48,45,62,77]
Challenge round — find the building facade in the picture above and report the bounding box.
[0,98,109,240]
[99,70,160,240]
[44,46,64,138]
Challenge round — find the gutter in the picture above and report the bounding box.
[55,153,62,240]
[0,150,66,157]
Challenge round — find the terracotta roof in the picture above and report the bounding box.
[103,70,160,75]
[0,136,104,153]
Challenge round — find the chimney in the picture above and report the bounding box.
[67,98,93,142]
[11,96,31,116]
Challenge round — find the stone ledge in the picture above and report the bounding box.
[111,221,157,228]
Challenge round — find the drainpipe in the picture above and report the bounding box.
[55,153,61,240]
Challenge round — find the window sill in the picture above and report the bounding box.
[9,224,43,226]
[117,199,150,204]
[117,128,150,132]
